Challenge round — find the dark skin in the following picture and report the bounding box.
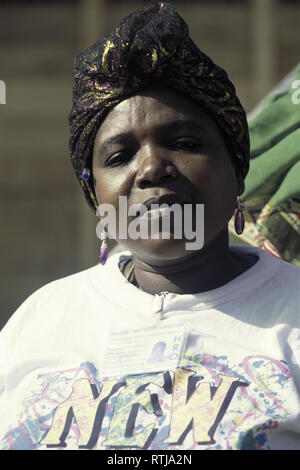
[92,87,257,295]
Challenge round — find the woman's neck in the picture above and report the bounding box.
[131,231,257,295]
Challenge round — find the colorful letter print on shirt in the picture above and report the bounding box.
[1,342,298,450]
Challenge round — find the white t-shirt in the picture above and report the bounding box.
[1,246,300,450]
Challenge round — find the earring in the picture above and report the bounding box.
[81,168,90,180]
[99,229,108,265]
[234,198,245,235]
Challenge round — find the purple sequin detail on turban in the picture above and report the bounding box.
[69,2,250,213]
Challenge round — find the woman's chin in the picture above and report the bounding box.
[121,235,198,264]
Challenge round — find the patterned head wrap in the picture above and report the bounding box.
[69,2,250,213]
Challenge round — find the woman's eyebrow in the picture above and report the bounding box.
[97,132,131,157]
[159,118,207,134]
[97,119,206,156]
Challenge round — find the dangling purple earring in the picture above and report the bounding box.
[234,198,245,235]
[99,229,108,265]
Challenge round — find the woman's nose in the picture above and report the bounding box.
[134,145,178,189]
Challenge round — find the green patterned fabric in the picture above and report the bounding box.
[229,64,300,266]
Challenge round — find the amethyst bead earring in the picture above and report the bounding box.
[234,198,245,235]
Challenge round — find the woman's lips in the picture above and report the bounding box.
[139,206,172,221]
[130,194,189,221]
[142,194,191,212]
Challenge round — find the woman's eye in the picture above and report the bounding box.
[105,152,131,168]
[170,139,201,151]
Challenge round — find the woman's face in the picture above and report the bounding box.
[92,87,243,264]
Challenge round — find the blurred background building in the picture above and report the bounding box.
[0,0,300,329]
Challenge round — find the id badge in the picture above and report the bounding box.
[101,323,189,378]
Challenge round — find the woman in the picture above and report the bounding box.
[1,2,300,451]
